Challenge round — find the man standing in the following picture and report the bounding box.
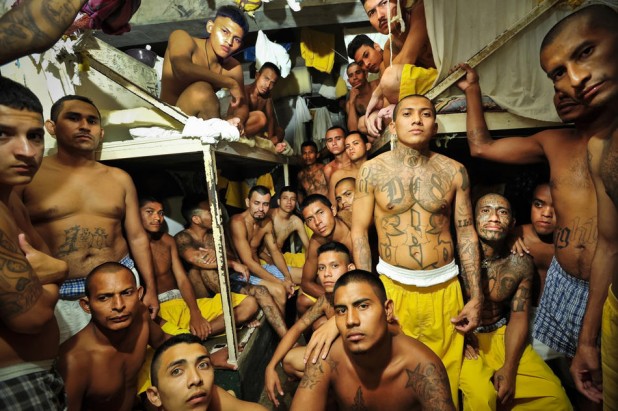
[459,193,571,410]
[58,263,168,411]
[17,95,159,344]
[297,141,328,200]
[160,5,249,132]
[352,94,482,405]
[0,77,68,410]
[290,270,455,411]
[229,186,296,312]
[328,131,371,203]
[139,197,258,339]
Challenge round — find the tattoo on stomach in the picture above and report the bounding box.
[56,225,109,257]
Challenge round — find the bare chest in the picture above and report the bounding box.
[600,135,618,207]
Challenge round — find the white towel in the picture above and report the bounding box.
[181,117,240,144]
[255,30,292,78]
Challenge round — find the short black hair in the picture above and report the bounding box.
[346,130,368,144]
[326,125,346,135]
[317,241,351,262]
[139,196,164,209]
[334,269,386,303]
[346,61,360,72]
[335,177,356,191]
[85,262,136,298]
[541,4,618,53]
[150,333,204,386]
[347,34,375,61]
[248,185,271,199]
[0,77,43,115]
[215,5,249,37]
[301,141,318,151]
[50,95,100,123]
[259,62,281,78]
[300,194,332,213]
[181,194,208,224]
[393,94,435,120]
[279,185,296,197]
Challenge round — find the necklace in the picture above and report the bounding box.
[481,255,501,269]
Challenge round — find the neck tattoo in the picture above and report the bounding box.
[481,255,501,269]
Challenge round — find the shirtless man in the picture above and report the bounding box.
[58,262,168,411]
[229,186,296,313]
[174,195,288,339]
[322,126,351,184]
[265,242,354,407]
[140,197,258,340]
[290,270,455,411]
[510,183,556,306]
[352,94,482,405]
[244,62,285,149]
[459,194,571,410]
[334,177,355,228]
[345,62,379,132]
[328,131,371,204]
[297,195,353,316]
[146,333,267,411]
[547,6,618,405]
[17,95,159,344]
[456,56,599,365]
[297,141,328,200]
[0,78,68,409]
[160,5,249,132]
[260,186,310,271]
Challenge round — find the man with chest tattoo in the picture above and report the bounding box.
[16,95,159,344]
[352,94,482,406]
[459,193,571,410]
[290,270,455,411]
[297,141,329,201]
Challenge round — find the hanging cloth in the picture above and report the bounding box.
[300,28,335,73]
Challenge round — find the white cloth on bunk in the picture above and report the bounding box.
[292,96,312,154]
[312,107,333,148]
[182,117,240,144]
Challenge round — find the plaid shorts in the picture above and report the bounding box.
[59,255,137,299]
[0,368,66,410]
[533,257,588,357]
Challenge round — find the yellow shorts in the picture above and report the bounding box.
[603,285,618,410]
[398,64,438,101]
[158,293,247,329]
[300,289,318,303]
[284,252,306,268]
[380,274,463,407]
[460,325,572,410]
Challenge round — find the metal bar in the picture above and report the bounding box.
[202,144,239,364]
[425,0,561,101]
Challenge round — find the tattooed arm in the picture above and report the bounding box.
[351,162,375,271]
[451,164,482,332]
[495,255,534,405]
[407,357,456,411]
[290,355,331,411]
[455,63,546,163]
[0,0,87,65]
[174,232,217,269]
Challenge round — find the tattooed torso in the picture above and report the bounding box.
[481,254,534,324]
[357,150,461,269]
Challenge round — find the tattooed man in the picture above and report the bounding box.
[297,141,328,201]
[0,77,68,410]
[352,94,482,405]
[17,95,159,344]
[290,270,455,411]
[459,193,572,410]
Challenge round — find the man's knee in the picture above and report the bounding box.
[237,295,258,320]
[381,64,404,102]
[177,81,220,116]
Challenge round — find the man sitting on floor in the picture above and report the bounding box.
[459,193,572,410]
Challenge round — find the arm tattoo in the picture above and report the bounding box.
[406,363,454,410]
[174,232,195,254]
[298,360,325,390]
[0,230,43,318]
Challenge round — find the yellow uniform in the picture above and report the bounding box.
[603,286,618,410]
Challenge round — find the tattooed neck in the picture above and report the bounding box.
[394,144,428,167]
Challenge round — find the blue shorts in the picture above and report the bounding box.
[0,368,65,410]
[59,255,138,299]
[533,257,588,357]
[230,263,286,286]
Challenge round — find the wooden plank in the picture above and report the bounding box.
[425,0,561,100]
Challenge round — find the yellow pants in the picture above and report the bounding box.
[398,64,438,101]
[380,275,463,408]
[284,252,306,268]
[603,285,618,410]
[460,325,572,410]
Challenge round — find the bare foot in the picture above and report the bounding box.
[210,347,238,371]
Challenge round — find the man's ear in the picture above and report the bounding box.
[347,263,356,271]
[79,297,91,314]
[331,205,337,217]
[245,198,250,209]
[138,286,144,300]
[277,199,281,207]
[44,120,56,138]
[373,42,382,53]
[384,299,395,323]
[146,387,163,408]
[191,214,201,226]
[365,142,372,152]
[206,19,214,34]
[388,120,396,135]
